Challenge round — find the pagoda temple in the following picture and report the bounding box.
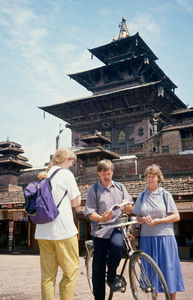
[0,140,32,192]
[74,131,120,179]
[0,140,32,252]
[37,19,193,258]
[39,17,186,155]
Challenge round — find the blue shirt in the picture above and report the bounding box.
[85,180,133,238]
[132,187,178,236]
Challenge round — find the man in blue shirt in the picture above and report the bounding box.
[85,159,133,300]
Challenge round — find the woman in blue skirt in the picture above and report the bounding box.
[132,164,185,300]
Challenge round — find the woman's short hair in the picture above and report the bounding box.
[144,164,164,183]
[97,159,114,172]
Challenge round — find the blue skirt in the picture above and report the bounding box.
[140,235,185,294]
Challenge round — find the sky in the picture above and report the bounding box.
[0,0,193,168]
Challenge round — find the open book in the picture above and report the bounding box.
[108,199,130,213]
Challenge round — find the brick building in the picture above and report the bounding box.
[143,107,193,157]
[0,140,33,253]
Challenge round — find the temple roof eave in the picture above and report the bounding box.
[80,134,111,144]
[161,122,193,132]
[39,80,185,124]
[88,32,158,64]
[0,147,24,155]
[68,55,176,93]
[0,141,22,148]
[171,107,193,119]
[39,80,162,110]
[75,146,120,159]
[0,157,32,169]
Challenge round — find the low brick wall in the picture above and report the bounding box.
[137,154,193,176]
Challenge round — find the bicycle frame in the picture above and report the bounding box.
[85,217,170,300]
[108,219,138,280]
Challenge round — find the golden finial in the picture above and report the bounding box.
[118,17,130,40]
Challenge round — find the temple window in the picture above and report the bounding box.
[103,130,112,141]
[118,130,126,143]
[150,128,153,136]
[129,138,134,146]
[162,145,169,153]
[181,130,191,139]
[138,126,144,136]
[74,137,79,145]
[158,86,164,97]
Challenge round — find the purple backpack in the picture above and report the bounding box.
[24,168,67,224]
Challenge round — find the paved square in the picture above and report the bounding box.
[0,254,192,299]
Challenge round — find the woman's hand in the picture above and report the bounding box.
[142,216,155,226]
[143,212,180,226]
[123,200,133,214]
[142,216,161,226]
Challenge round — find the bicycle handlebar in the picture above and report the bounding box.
[107,219,139,229]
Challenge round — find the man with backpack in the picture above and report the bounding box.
[85,159,133,300]
[34,147,81,300]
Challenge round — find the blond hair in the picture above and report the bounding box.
[97,159,114,172]
[37,171,47,181]
[38,147,76,180]
[144,164,164,183]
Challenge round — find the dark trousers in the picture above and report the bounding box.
[92,229,123,300]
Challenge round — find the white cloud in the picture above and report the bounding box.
[53,43,77,56]
[99,7,112,17]
[176,0,193,13]
[128,13,160,38]
[68,49,101,73]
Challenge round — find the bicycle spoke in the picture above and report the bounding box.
[129,251,170,300]
[85,219,170,300]
[85,247,94,293]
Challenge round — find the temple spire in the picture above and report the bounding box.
[118,17,130,40]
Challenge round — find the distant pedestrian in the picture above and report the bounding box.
[133,164,185,300]
[35,147,81,300]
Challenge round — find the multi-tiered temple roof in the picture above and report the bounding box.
[39,18,186,154]
[0,140,32,174]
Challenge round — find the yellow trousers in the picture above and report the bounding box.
[38,235,79,300]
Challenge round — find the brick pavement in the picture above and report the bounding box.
[0,254,192,300]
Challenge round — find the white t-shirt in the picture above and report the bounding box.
[35,166,80,240]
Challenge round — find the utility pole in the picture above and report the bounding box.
[56,124,64,150]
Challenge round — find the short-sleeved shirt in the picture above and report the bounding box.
[132,187,178,236]
[35,166,80,240]
[85,180,133,239]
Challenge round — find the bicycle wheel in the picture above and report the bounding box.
[85,243,114,299]
[129,250,170,300]
[85,246,94,293]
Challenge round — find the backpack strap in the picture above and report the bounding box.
[93,182,99,209]
[114,181,123,190]
[48,168,62,181]
[57,190,68,208]
[140,191,145,204]
[48,168,68,209]
[93,181,123,209]
[140,190,167,211]
[162,190,167,212]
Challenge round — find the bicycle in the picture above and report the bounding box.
[85,216,170,300]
